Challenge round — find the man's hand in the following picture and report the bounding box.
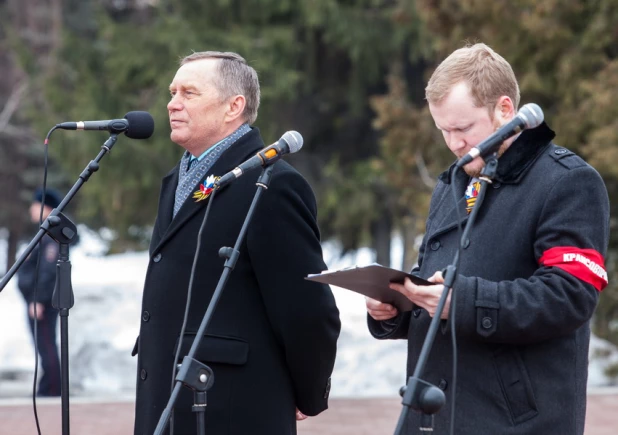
[389,271,451,319]
[296,408,308,421]
[366,297,398,321]
[28,302,45,320]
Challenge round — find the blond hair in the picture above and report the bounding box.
[425,43,520,112]
[181,51,260,125]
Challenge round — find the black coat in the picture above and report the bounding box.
[17,235,58,306]
[134,128,340,435]
[369,124,610,434]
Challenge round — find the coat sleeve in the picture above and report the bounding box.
[17,239,58,304]
[17,250,38,302]
[454,164,609,344]
[246,167,341,416]
[366,237,421,339]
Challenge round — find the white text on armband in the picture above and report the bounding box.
[563,253,608,281]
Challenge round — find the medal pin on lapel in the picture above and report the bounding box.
[193,174,220,202]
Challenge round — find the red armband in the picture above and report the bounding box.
[539,247,608,291]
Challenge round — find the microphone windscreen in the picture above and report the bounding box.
[519,104,544,129]
[124,111,155,139]
[282,130,303,153]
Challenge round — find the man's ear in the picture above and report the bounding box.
[494,95,515,123]
[225,95,247,123]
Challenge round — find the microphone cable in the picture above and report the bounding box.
[29,125,58,435]
[447,166,463,435]
[447,164,492,435]
[168,184,218,435]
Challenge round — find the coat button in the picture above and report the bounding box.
[140,369,147,380]
[555,148,568,155]
[481,317,493,329]
[430,241,441,251]
[142,311,150,322]
[153,253,162,263]
[463,238,470,249]
[493,182,501,189]
[413,308,422,318]
[438,379,448,391]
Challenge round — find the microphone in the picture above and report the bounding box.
[455,103,544,168]
[215,131,303,189]
[56,111,155,139]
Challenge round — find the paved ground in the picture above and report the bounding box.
[1,392,617,434]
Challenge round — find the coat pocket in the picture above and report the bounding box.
[493,347,538,425]
[173,333,249,366]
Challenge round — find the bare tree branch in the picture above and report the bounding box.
[415,151,436,189]
[0,123,37,140]
[0,79,28,132]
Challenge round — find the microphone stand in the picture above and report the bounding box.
[394,155,498,434]
[153,165,275,435]
[0,133,120,435]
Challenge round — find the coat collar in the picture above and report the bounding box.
[429,123,555,239]
[438,122,556,185]
[153,127,265,254]
[429,167,470,240]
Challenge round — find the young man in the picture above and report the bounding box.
[367,43,609,434]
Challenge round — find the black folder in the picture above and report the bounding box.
[306,263,431,312]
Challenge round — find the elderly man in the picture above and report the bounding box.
[367,43,609,434]
[133,52,340,435]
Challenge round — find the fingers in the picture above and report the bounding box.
[389,279,421,297]
[390,279,443,317]
[28,303,45,320]
[365,297,398,321]
[296,408,308,421]
[428,270,444,284]
[35,303,44,320]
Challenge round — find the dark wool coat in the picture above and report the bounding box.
[369,123,609,435]
[133,128,340,435]
[17,235,58,305]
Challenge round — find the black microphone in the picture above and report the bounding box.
[215,131,303,188]
[56,111,155,139]
[455,103,544,168]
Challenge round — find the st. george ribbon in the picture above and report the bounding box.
[56,111,155,139]
[215,130,303,188]
[455,103,544,168]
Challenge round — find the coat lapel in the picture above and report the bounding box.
[152,128,265,254]
[156,167,179,240]
[429,165,470,239]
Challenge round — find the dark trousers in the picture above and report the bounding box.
[27,304,61,397]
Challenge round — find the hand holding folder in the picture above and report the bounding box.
[306,263,431,312]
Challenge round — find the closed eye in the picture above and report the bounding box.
[437,124,473,133]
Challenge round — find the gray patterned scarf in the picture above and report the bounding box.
[173,124,251,217]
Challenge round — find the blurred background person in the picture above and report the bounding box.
[16,188,62,397]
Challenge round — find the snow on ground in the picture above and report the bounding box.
[0,228,616,400]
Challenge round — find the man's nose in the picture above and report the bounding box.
[448,133,466,152]
[168,95,182,111]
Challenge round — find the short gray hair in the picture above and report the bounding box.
[181,51,260,125]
